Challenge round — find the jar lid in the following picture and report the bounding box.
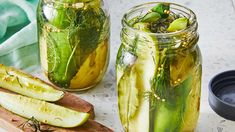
[209,70,235,121]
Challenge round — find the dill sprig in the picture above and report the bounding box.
[5,70,23,88]
[19,117,54,132]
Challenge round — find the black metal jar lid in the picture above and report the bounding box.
[209,70,235,121]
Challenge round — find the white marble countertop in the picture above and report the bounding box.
[3,0,234,132]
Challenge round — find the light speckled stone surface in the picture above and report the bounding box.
[30,0,235,132]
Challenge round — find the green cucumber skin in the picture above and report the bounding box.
[37,0,76,87]
[37,0,107,87]
[153,76,193,132]
[46,31,77,87]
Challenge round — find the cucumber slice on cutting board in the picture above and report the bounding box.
[0,64,64,102]
[0,92,89,128]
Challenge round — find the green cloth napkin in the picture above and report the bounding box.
[0,0,39,72]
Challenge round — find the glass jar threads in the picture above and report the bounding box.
[37,0,110,91]
[116,2,202,132]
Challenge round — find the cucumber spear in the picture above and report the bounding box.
[0,91,89,128]
[0,64,64,102]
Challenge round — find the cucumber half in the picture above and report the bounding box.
[117,22,159,132]
[0,92,89,128]
[0,64,64,102]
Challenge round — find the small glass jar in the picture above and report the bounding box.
[37,0,110,91]
[116,2,202,132]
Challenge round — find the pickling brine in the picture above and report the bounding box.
[37,0,110,91]
[116,2,202,132]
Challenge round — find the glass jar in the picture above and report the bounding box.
[116,2,202,132]
[37,0,110,91]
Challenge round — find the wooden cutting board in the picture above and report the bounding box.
[0,89,113,132]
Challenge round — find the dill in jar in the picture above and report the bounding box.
[117,3,201,132]
[37,0,109,90]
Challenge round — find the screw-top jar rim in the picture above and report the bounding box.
[122,2,198,37]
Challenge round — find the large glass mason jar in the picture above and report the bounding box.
[116,2,202,132]
[37,0,110,91]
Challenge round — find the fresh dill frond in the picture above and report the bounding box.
[19,117,54,132]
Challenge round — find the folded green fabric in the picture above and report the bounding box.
[0,0,39,71]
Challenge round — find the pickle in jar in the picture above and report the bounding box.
[117,3,201,132]
[37,0,110,90]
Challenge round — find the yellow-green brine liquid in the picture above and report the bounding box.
[37,0,110,91]
[116,2,202,132]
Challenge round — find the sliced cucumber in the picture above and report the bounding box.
[117,22,159,132]
[153,76,193,132]
[133,22,150,31]
[0,64,64,102]
[167,17,189,32]
[46,29,77,87]
[0,92,89,128]
[170,53,195,86]
[141,12,161,23]
[118,67,139,127]
[69,40,108,89]
[118,65,151,132]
